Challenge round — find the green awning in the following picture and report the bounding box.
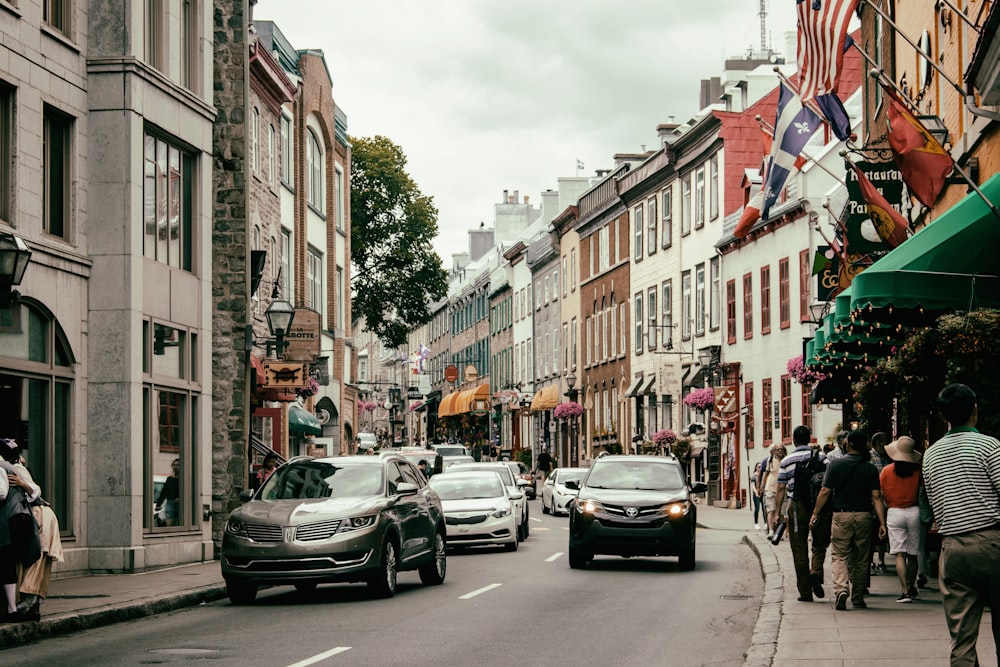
[288,405,322,436]
[849,174,1000,316]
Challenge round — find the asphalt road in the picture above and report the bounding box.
[4,505,762,667]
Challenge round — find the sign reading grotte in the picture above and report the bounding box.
[285,308,321,361]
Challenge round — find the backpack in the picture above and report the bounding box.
[793,450,827,510]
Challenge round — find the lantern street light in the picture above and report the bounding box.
[0,232,32,307]
[264,293,295,359]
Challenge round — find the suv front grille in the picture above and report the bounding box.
[296,519,343,541]
[245,523,283,543]
[604,503,664,518]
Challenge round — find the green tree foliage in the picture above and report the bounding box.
[350,136,447,347]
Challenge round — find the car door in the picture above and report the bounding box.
[543,471,556,508]
[392,461,434,562]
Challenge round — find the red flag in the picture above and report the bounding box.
[734,189,764,239]
[797,0,860,102]
[883,86,954,207]
[847,161,909,249]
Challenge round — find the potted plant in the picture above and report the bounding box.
[786,354,826,385]
[683,387,715,412]
[554,401,583,420]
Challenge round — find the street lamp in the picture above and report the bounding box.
[0,231,32,308]
[264,293,295,358]
[697,346,722,387]
[565,372,579,467]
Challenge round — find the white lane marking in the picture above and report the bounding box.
[530,516,542,522]
[562,526,569,530]
[545,552,564,562]
[459,583,502,599]
[287,647,352,667]
[533,526,551,531]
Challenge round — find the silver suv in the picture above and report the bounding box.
[221,453,446,603]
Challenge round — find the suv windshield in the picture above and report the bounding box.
[585,461,685,491]
[259,462,382,500]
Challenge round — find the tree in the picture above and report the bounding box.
[350,135,447,347]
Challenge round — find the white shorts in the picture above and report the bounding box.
[763,491,777,512]
[886,505,921,555]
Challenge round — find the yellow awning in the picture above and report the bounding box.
[529,384,559,411]
[453,383,490,414]
[438,391,459,418]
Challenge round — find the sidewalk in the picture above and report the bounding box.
[0,505,995,666]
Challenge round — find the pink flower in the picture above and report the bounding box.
[554,401,583,420]
[653,429,677,446]
[683,388,716,411]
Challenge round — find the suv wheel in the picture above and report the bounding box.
[568,546,591,569]
[368,538,398,598]
[504,538,519,551]
[522,509,530,538]
[678,534,696,571]
[226,578,258,605]
[419,531,447,585]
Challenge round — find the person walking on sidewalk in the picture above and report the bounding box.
[810,430,887,611]
[880,436,922,604]
[775,426,829,602]
[922,383,1000,666]
[759,445,786,539]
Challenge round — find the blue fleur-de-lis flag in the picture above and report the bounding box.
[761,83,822,220]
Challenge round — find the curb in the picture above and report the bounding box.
[742,532,781,667]
[0,584,228,649]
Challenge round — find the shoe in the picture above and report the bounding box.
[917,574,928,588]
[835,592,848,610]
[908,587,918,599]
[810,573,825,599]
[766,532,774,540]
[853,599,868,609]
[754,523,761,529]
[896,594,913,603]
[797,595,813,602]
[878,563,888,572]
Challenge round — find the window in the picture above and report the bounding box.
[619,302,626,356]
[571,316,577,369]
[681,176,691,235]
[710,156,719,220]
[681,270,692,340]
[647,287,657,350]
[661,280,672,349]
[762,378,773,445]
[695,264,705,336]
[634,293,643,354]
[280,114,293,185]
[599,226,610,271]
[779,257,791,328]
[586,316,592,366]
[742,273,753,339]
[0,82,12,224]
[335,168,345,231]
[143,131,194,271]
[146,0,163,69]
[307,249,322,310]
[307,129,324,212]
[570,248,576,291]
[694,167,705,229]
[726,279,736,344]
[562,323,568,368]
[745,383,754,448]
[801,383,813,432]
[761,265,772,334]
[250,107,259,174]
[799,249,811,322]
[180,0,197,89]
[543,276,550,304]
[780,375,792,441]
[267,124,276,187]
[44,106,72,239]
[661,188,673,248]
[552,270,558,301]
[610,298,618,357]
[561,256,568,297]
[45,0,72,36]
[281,230,292,297]
[146,0,198,88]
[647,196,658,255]
[633,204,644,261]
[336,266,344,330]
[710,257,720,330]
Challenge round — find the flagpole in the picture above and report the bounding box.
[771,67,828,121]
[870,68,1000,222]
[848,41,920,109]
[859,0,966,98]
[757,116,850,189]
[935,0,980,30]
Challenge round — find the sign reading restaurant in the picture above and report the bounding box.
[285,308,321,362]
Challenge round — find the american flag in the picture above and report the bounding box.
[797,0,859,103]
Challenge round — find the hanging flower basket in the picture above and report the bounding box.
[683,387,716,411]
[357,400,378,414]
[554,401,583,420]
[297,376,320,398]
[787,354,826,385]
[652,428,678,447]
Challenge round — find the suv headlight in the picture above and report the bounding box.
[662,501,692,517]
[226,518,248,537]
[492,505,512,518]
[336,515,377,533]
[578,499,604,514]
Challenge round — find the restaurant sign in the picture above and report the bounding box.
[285,308,321,362]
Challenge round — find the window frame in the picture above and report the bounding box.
[661,188,673,249]
[0,82,12,225]
[633,204,643,262]
[646,195,657,255]
[307,128,324,213]
[760,265,772,335]
[647,286,657,350]
[661,279,673,350]
[633,292,643,355]
[143,129,194,272]
[742,272,753,340]
[779,257,791,329]
[43,105,73,240]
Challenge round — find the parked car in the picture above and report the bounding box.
[220,452,447,604]
[396,447,438,476]
[431,443,471,457]
[566,454,707,571]
[435,454,475,475]
[447,462,530,541]
[356,432,377,452]
[505,460,535,499]
[541,467,587,516]
[427,471,518,551]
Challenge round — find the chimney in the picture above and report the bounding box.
[513,189,519,204]
[523,195,529,204]
[657,122,680,147]
[502,189,508,203]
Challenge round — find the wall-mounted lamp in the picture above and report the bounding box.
[916,114,950,147]
[0,232,32,308]
[245,286,297,359]
[805,301,831,326]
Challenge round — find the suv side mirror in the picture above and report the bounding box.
[563,479,580,490]
[239,489,255,503]
[397,482,419,495]
[690,481,708,494]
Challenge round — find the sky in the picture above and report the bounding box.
[254,1,800,263]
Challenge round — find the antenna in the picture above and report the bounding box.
[759,0,767,55]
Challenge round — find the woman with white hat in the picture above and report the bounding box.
[879,436,923,603]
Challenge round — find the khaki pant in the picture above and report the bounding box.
[787,500,831,599]
[939,527,1000,666]
[831,511,873,603]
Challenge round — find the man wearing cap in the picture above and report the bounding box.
[923,384,1000,666]
[879,436,923,603]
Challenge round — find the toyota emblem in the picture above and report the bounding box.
[625,507,639,518]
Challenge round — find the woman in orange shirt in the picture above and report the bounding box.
[879,436,923,603]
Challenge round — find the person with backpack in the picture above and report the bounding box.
[810,430,887,611]
[774,425,831,602]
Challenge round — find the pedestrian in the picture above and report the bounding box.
[922,383,1000,666]
[868,431,892,577]
[774,426,830,602]
[751,461,764,529]
[759,445,787,539]
[827,429,849,463]
[810,430,887,611]
[13,452,63,622]
[1,438,42,621]
[255,452,279,490]
[155,458,181,527]
[536,449,553,484]
[417,459,429,479]
[880,436,922,603]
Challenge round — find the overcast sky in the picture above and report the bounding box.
[255,1,799,263]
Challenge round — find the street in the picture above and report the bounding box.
[3,506,762,667]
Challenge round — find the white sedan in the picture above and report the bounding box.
[541,467,588,516]
[427,471,518,551]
